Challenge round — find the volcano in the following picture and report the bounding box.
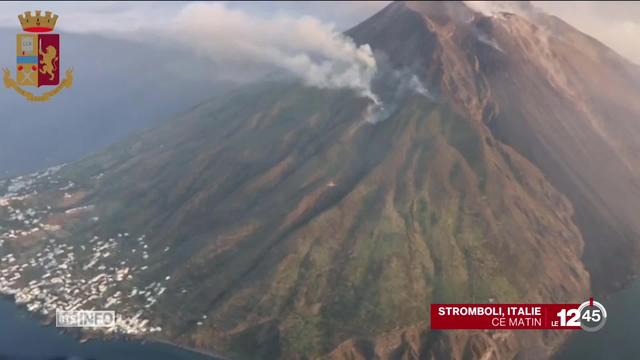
[2,2,640,359]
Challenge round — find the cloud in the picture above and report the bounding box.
[0,1,389,33]
[536,1,640,65]
[0,2,182,35]
[2,1,638,66]
[465,1,640,65]
[221,1,389,31]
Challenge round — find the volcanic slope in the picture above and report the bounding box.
[1,83,588,359]
[348,1,640,293]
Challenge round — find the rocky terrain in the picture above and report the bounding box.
[349,1,640,294]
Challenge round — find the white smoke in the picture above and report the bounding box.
[463,1,541,20]
[362,55,434,123]
[165,3,436,124]
[169,2,379,104]
[407,74,432,98]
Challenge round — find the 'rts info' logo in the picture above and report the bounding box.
[56,310,116,328]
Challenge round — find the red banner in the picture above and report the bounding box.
[430,304,582,330]
[37,33,59,87]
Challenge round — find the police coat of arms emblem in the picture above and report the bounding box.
[3,10,73,101]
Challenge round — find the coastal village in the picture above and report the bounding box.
[0,165,168,336]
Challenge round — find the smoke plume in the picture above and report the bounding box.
[167,3,435,124]
[361,54,434,123]
[170,3,379,103]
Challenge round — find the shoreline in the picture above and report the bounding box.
[0,295,226,359]
[147,338,228,360]
[4,275,639,359]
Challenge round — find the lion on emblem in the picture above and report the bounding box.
[39,44,58,81]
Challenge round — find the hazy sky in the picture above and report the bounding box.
[535,1,640,64]
[0,1,639,64]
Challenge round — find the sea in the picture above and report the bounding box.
[2,280,639,360]
[0,298,217,360]
[556,279,640,359]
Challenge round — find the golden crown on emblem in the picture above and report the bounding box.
[18,10,58,32]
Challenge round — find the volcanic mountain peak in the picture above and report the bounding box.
[404,1,476,24]
[354,1,640,292]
